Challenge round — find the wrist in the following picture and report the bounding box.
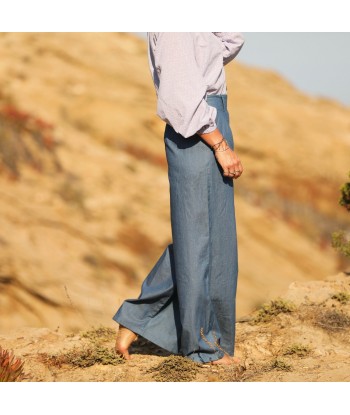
[197,128,223,148]
[213,137,230,153]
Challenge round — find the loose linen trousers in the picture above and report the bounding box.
[113,94,238,363]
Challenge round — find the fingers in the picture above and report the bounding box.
[223,157,243,179]
[215,148,243,180]
[233,158,243,179]
[224,171,240,179]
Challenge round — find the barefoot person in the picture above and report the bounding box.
[113,32,245,365]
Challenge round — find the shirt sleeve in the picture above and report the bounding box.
[213,32,245,66]
[154,32,217,138]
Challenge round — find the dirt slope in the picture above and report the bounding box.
[0,32,349,333]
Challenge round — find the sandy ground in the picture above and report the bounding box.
[1,272,349,382]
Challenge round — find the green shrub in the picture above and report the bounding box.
[254,298,296,323]
[339,172,350,212]
[331,172,350,258]
[331,231,350,258]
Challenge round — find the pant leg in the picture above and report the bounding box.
[112,243,181,354]
[164,123,226,363]
[207,102,238,357]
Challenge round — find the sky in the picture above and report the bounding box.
[135,32,350,108]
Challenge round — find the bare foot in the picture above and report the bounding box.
[211,354,240,365]
[115,325,138,360]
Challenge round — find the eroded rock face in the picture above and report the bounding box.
[0,33,349,333]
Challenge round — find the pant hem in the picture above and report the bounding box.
[112,315,180,355]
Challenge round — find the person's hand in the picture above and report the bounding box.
[214,145,243,179]
[197,129,243,179]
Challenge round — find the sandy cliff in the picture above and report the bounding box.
[0,32,349,333]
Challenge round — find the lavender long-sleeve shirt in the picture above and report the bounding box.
[147,32,245,138]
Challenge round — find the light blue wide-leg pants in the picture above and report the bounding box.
[113,94,238,363]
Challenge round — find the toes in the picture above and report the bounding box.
[115,346,131,360]
[210,354,240,365]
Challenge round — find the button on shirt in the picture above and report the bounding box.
[147,32,245,138]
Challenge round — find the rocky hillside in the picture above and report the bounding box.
[0,33,349,333]
[1,273,349,382]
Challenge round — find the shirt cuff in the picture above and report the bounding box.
[196,120,217,135]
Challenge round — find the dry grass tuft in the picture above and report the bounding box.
[283,343,312,358]
[331,291,350,305]
[268,358,292,372]
[39,325,122,369]
[39,344,124,368]
[253,298,296,323]
[315,309,350,332]
[79,326,116,344]
[146,355,200,382]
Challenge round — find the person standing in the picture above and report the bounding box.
[113,32,245,365]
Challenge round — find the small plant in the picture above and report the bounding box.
[0,346,25,382]
[331,171,350,258]
[283,343,311,357]
[146,355,200,382]
[331,231,350,258]
[46,325,121,369]
[269,358,292,372]
[316,310,350,331]
[339,172,350,212]
[39,344,124,368]
[79,326,115,344]
[254,298,296,323]
[331,291,350,305]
